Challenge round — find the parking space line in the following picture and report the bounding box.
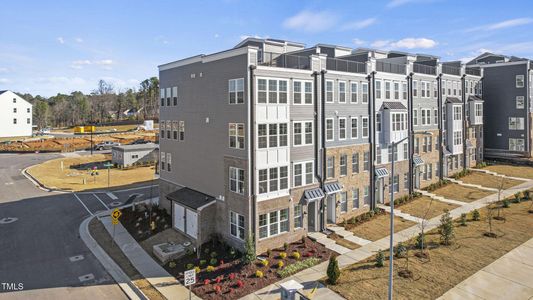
[92,193,110,210]
[106,192,118,200]
[113,185,156,193]
[73,193,93,216]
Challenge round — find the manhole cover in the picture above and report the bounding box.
[0,217,18,224]
[78,273,94,282]
[109,201,122,207]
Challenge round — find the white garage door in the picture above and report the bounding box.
[186,209,198,239]
[173,203,185,232]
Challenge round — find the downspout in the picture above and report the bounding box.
[527,66,532,157]
[249,65,257,249]
[320,69,327,231]
[407,72,414,194]
[368,71,376,210]
[436,73,444,180]
[461,74,467,170]
[312,71,321,183]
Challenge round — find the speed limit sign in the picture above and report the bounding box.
[184,269,196,286]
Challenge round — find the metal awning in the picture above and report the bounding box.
[468,95,483,102]
[466,140,474,148]
[323,182,342,194]
[303,188,325,203]
[446,97,462,104]
[443,148,452,156]
[375,167,389,178]
[413,155,424,166]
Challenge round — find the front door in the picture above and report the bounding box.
[414,168,421,189]
[173,203,185,232]
[376,179,384,204]
[327,194,336,224]
[307,201,316,232]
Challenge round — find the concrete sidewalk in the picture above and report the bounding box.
[100,216,200,300]
[439,238,533,299]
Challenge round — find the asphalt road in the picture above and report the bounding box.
[0,152,158,299]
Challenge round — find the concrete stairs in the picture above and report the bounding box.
[307,231,351,254]
[415,189,467,206]
[327,226,372,246]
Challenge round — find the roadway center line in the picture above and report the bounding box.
[73,193,93,216]
[92,193,110,210]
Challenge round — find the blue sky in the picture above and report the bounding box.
[0,0,532,96]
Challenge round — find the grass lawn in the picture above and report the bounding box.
[432,183,494,203]
[485,164,533,180]
[345,213,416,241]
[461,172,524,189]
[398,196,459,219]
[326,200,533,300]
[89,218,165,300]
[329,233,360,250]
[28,154,156,191]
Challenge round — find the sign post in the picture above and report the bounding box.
[104,162,113,189]
[184,269,196,300]
[111,208,122,247]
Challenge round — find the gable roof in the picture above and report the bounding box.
[381,102,407,110]
[166,187,216,210]
[0,90,32,106]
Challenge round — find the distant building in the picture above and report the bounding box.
[111,143,159,167]
[0,90,33,138]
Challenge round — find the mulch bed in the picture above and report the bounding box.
[121,203,172,242]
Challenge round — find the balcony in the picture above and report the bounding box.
[413,63,436,75]
[326,57,367,74]
[465,68,481,76]
[442,65,461,76]
[376,61,406,75]
[260,52,311,70]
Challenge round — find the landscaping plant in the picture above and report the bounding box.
[327,256,340,285]
[243,233,256,265]
[472,209,481,221]
[512,192,521,203]
[277,257,321,278]
[438,209,455,245]
[277,260,284,269]
[255,270,264,278]
[279,252,287,259]
[460,213,467,226]
[375,250,385,267]
[395,242,407,258]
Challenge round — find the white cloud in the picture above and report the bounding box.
[372,38,437,49]
[371,40,393,48]
[342,18,377,31]
[75,37,84,43]
[467,18,533,32]
[57,37,65,44]
[239,34,269,41]
[283,10,338,32]
[70,59,114,70]
[35,76,86,85]
[353,38,367,46]
[214,33,220,38]
[0,78,11,84]
[386,0,436,8]
[155,36,169,45]
[0,67,8,73]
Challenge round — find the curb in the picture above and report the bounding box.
[80,214,147,300]
[21,165,69,193]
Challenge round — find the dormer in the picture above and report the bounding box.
[468,96,483,125]
[380,102,408,144]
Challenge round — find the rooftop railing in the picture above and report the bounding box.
[442,65,461,76]
[260,52,311,70]
[326,57,367,74]
[413,63,436,75]
[465,68,481,76]
[376,61,406,74]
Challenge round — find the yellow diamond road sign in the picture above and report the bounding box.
[112,218,119,225]
[111,208,122,220]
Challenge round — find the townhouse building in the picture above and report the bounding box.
[467,53,532,158]
[0,90,33,138]
[157,38,482,254]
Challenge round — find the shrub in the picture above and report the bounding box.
[261,259,269,267]
[209,258,218,266]
[283,242,289,251]
[375,250,385,267]
[168,261,176,268]
[186,263,194,270]
[416,232,426,250]
[228,273,236,280]
[236,280,244,288]
[524,190,531,201]
[277,257,321,278]
[266,249,271,257]
[292,251,301,260]
[439,210,455,245]
[472,209,481,221]
[199,260,206,266]
[194,266,201,274]
[279,252,287,259]
[203,279,210,285]
[460,213,467,226]
[215,276,222,284]
[255,270,264,278]
[206,265,215,272]
[210,251,218,258]
[327,256,340,285]
[395,242,407,258]
[214,285,221,294]
[243,233,256,265]
[204,248,210,254]
[513,193,521,203]
[502,199,510,208]
[277,260,284,269]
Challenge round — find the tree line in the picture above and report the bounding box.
[18,77,160,129]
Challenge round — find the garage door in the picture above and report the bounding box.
[186,209,198,239]
[173,203,185,232]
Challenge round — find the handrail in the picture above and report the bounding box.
[413,63,436,75]
[326,57,367,74]
[260,52,311,70]
[376,61,406,74]
[442,65,461,76]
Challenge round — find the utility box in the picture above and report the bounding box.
[74,126,85,134]
[143,120,154,131]
[280,280,304,300]
[84,125,96,132]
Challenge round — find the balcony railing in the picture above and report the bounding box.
[376,61,406,74]
[326,57,367,74]
[442,65,461,76]
[413,63,436,75]
[465,68,481,76]
[260,52,311,70]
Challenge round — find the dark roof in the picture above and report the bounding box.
[446,97,462,104]
[166,187,216,210]
[324,182,342,194]
[303,188,325,203]
[468,95,483,102]
[0,90,7,95]
[381,102,407,110]
[112,143,158,152]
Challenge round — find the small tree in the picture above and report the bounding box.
[375,250,385,267]
[327,256,340,284]
[243,233,256,265]
[439,209,455,245]
[459,213,467,226]
[395,242,407,258]
[472,209,481,221]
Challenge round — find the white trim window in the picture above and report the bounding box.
[229,167,245,194]
[434,109,438,125]
[376,113,381,132]
[453,106,462,120]
[258,209,289,239]
[338,81,346,103]
[257,79,288,104]
[453,131,462,146]
[294,205,303,228]
[229,123,245,149]
[351,82,358,103]
[166,153,172,171]
[421,109,431,125]
[293,161,313,187]
[172,86,178,105]
[509,117,525,130]
[326,80,334,103]
[375,80,382,99]
[179,121,185,140]
[257,123,288,149]
[230,211,245,240]
[402,82,408,100]
[339,117,347,140]
[516,75,525,88]
[352,188,359,209]
[362,117,369,138]
[394,82,400,100]
[516,96,525,109]
[340,191,347,213]
[509,138,525,151]
[258,166,288,194]
[352,153,359,174]
[326,118,334,141]
[340,154,347,176]
[413,109,418,126]
[351,117,358,139]
[475,103,483,117]
[385,81,391,99]
[326,156,335,178]
[229,78,244,104]
[160,152,166,171]
[293,121,313,146]
[362,82,368,103]
[413,81,418,97]
[293,81,313,105]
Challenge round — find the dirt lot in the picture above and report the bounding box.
[432,183,494,203]
[327,200,533,300]
[461,172,524,189]
[485,164,533,180]
[398,196,459,219]
[345,213,416,241]
[27,154,155,191]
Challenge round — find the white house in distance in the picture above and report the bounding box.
[0,90,33,138]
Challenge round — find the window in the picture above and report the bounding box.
[293,81,302,104]
[340,192,347,213]
[421,109,431,125]
[509,138,525,151]
[404,173,409,190]
[259,208,289,239]
[509,117,525,130]
[326,80,334,103]
[326,118,334,141]
[352,188,359,209]
[363,151,369,171]
[340,155,347,176]
[351,82,358,103]
[229,167,245,194]
[414,137,419,154]
[27,108,30,113]
[394,82,400,100]
[391,113,406,131]
[179,121,185,140]
[413,81,418,97]
[434,109,438,125]
[453,106,462,121]
[362,117,369,138]
[293,121,313,146]
[376,146,382,164]
[424,81,430,98]
[516,96,525,109]
[258,166,288,194]
[166,153,172,171]
[257,79,287,104]
[352,153,359,173]
[403,143,408,160]
[166,121,171,139]
[516,75,525,88]
[428,164,433,180]
[434,82,438,98]
[172,121,178,139]
[428,136,433,152]
[453,81,457,95]
[172,86,178,105]
[294,205,302,228]
[131,154,139,159]
[375,80,382,99]
[26,118,30,124]
[339,118,347,140]
[363,186,370,205]
[229,123,245,149]
[421,82,426,98]
[294,161,313,187]
[393,175,399,193]
[385,81,391,99]
[376,113,381,132]
[475,103,483,117]
[166,87,171,106]
[160,120,165,138]
[338,81,346,103]
[351,117,358,139]
[362,82,368,103]
[13,118,16,124]
[12,98,16,103]
[326,156,335,178]
[13,108,17,113]
[258,123,288,148]
[413,109,418,126]
[454,131,462,145]
[402,82,408,100]
[422,136,427,152]
[230,211,245,240]
[293,81,312,104]
[160,152,165,170]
